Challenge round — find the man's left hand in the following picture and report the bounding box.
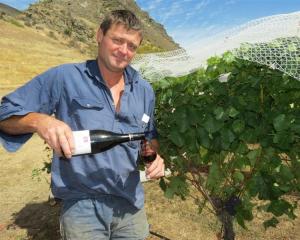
[145,154,165,179]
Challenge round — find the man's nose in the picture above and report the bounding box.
[119,43,128,55]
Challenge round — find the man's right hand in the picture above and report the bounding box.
[33,114,75,158]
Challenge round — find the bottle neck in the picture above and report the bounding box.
[89,130,146,143]
[128,132,146,141]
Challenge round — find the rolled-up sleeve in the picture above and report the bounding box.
[0,66,62,152]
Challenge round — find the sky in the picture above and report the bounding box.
[1,0,299,48]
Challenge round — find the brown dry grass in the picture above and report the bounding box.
[145,181,300,240]
[0,20,87,87]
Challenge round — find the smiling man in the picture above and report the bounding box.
[0,10,164,240]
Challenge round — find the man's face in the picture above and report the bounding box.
[97,23,142,73]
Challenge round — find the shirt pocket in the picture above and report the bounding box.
[70,97,110,130]
[119,113,145,150]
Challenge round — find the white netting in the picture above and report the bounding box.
[233,37,299,79]
[132,11,300,81]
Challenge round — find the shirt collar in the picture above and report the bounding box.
[85,59,105,84]
[85,59,138,86]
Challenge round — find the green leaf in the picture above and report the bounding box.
[157,78,171,89]
[291,123,300,132]
[197,128,211,149]
[178,118,189,133]
[228,106,239,118]
[233,157,247,169]
[211,135,222,153]
[247,174,268,199]
[199,146,208,158]
[221,128,235,143]
[236,143,248,154]
[203,115,223,133]
[269,156,282,169]
[236,212,247,229]
[280,165,294,182]
[236,203,254,223]
[232,120,245,134]
[247,149,260,167]
[164,188,175,199]
[221,128,235,150]
[168,176,189,199]
[233,171,245,183]
[239,129,257,143]
[188,107,202,125]
[206,161,221,190]
[169,130,184,147]
[267,199,293,217]
[242,208,253,221]
[159,178,167,191]
[186,130,198,152]
[244,111,259,127]
[278,184,291,192]
[273,114,289,131]
[214,107,226,120]
[223,51,235,63]
[263,217,279,229]
[207,56,221,66]
[273,131,294,150]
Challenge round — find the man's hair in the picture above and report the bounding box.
[100,10,143,38]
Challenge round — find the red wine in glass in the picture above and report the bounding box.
[140,140,157,163]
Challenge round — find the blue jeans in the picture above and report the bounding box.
[60,196,149,240]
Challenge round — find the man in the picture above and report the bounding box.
[0,10,165,240]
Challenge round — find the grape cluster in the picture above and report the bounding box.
[224,195,241,216]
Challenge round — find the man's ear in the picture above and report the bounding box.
[96,28,103,44]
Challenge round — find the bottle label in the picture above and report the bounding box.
[73,130,91,155]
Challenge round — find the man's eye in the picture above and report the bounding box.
[112,38,122,44]
[128,44,137,52]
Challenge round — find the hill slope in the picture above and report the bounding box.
[18,0,179,54]
[0,19,87,86]
[0,3,21,17]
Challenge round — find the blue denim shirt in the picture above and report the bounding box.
[0,60,157,209]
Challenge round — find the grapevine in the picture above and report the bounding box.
[153,45,300,239]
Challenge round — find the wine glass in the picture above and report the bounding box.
[140,140,157,163]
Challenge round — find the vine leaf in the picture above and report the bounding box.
[263,217,279,229]
[169,130,184,147]
[273,114,289,131]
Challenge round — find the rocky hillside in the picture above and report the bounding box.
[0,3,21,17]
[16,0,179,54]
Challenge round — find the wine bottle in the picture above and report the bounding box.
[72,130,146,156]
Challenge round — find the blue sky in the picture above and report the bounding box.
[1,0,299,48]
